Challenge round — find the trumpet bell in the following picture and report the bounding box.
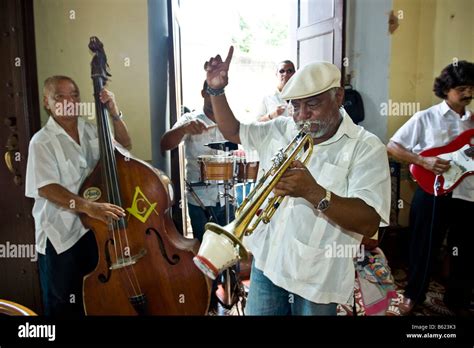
[193,222,249,279]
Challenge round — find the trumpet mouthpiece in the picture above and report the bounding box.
[295,121,312,133]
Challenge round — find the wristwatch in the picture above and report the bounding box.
[206,85,225,96]
[315,190,331,212]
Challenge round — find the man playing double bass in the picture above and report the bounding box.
[203,47,391,315]
[25,75,132,316]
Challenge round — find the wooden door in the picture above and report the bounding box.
[292,0,345,69]
[0,0,42,313]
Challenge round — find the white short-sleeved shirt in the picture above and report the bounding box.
[172,110,228,206]
[239,110,391,304]
[256,89,290,120]
[25,117,100,255]
[390,101,474,201]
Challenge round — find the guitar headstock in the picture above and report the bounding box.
[89,36,112,81]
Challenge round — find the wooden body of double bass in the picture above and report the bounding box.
[79,146,210,315]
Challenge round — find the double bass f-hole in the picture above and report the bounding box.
[146,227,180,265]
[98,238,114,283]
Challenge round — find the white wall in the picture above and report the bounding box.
[345,0,392,143]
[34,0,151,160]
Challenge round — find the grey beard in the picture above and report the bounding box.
[309,121,330,138]
[296,120,329,138]
[296,113,343,139]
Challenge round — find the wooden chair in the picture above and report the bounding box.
[0,299,38,316]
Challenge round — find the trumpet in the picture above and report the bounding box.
[193,122,314,279]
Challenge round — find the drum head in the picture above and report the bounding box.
[198,155,234,163]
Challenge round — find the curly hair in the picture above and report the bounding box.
[433,60,474,99]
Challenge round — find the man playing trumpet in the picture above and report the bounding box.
[203,47,391,315]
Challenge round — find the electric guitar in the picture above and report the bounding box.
[409,129,474,195]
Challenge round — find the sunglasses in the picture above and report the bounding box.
[278,68,295,74]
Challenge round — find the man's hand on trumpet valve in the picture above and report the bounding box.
[273,160,325,202]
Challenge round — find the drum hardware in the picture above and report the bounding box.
[185,180,218,223]
[194,142,248,314]
[205,140,238,151]
[187,181,211,188]
[217,179,246,315]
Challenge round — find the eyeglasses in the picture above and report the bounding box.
[278,68,295,74]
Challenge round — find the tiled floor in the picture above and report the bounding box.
[391,268,473,316]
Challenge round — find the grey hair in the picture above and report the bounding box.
[328,87,339,100]
[43,75,80,97]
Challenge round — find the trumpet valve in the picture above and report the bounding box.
[271,149,286,167]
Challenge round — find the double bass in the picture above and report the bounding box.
[79,37,210,315]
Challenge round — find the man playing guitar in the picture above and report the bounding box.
[387,60,473,316]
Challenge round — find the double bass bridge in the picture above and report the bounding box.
[109,248,147,270]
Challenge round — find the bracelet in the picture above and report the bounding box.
[111,111,123,121]
[206,85,225,96]
[268,113,273,120]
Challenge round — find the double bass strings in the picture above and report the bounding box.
[95,80,143,301]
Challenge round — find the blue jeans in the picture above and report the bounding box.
[187,202,234,243]
[245,262,337,316]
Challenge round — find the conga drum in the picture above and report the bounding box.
[198,155,235,183]
[235,157,259,183]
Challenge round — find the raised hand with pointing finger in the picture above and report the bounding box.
[204,46,234,90]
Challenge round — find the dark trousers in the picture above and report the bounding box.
[187,202,234,243]
[405,187,473,309]
[38,231,98,317]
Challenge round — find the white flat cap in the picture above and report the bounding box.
[280,61,341,100]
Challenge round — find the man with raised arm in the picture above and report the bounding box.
[203,47,391,315]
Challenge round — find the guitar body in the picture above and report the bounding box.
[409,129,474,195]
